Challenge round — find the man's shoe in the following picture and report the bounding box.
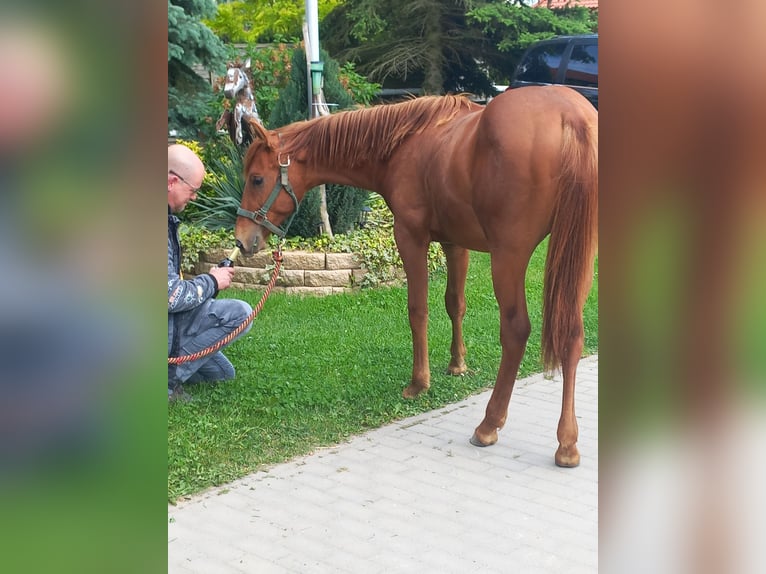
[168,383,193,403]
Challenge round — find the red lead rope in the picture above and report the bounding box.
[168,250,283,365]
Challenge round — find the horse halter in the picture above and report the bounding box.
[236,153,300,239]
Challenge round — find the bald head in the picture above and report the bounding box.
[168,144,205,213]
[168,144,204,179]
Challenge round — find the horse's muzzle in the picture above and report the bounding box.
[234,234,260,256]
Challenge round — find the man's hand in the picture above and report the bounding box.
[208,267,235,290]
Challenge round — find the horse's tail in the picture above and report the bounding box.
[541,116,598,372]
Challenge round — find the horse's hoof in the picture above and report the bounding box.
[446,363,467,376]
[402,383,428,399]
[554,446,580,468]
[469,430,497,447]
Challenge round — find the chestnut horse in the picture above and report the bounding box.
[235,86,597,467]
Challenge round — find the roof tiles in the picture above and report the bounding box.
[534,0,599,9]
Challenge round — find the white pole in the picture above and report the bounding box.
[303,22,313,115]
[305,0,320,63]
[303,0,333,238]
[305,0,323,99]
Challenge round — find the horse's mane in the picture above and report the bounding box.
[279,95,480,168]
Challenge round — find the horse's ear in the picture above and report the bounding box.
[245,117,276,150]
[244,58,251,70]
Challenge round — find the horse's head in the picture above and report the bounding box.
[223,64,249,100]
[235,120,302,256]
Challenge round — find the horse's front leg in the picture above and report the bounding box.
[442,242,469,375]
[395,226,431,399]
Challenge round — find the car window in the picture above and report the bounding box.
[515,42,567,84]
[564,43,598,88]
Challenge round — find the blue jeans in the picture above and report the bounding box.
[168,298,253,388]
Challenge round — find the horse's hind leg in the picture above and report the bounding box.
[471,254,531,447]
[442,242,469,375]
[555,316,585,467]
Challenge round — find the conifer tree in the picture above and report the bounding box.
[168,0,228,137]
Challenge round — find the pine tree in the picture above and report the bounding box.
[168,0,228,138]
[321,0,597,96]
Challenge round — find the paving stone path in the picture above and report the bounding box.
[169,355,598,573]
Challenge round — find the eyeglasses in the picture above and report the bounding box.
[169,170,201,193]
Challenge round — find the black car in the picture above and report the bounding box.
[509,34,598,109]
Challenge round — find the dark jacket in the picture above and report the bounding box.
[168,208,219,357]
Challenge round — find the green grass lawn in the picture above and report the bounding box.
[168,243,598,502]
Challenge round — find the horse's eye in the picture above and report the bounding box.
[250,175,264,187]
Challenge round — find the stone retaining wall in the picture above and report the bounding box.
[193,249,367,296]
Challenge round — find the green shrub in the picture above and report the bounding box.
[177,224,233,274]
[337,62,381,106]
[326,183,369,234]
